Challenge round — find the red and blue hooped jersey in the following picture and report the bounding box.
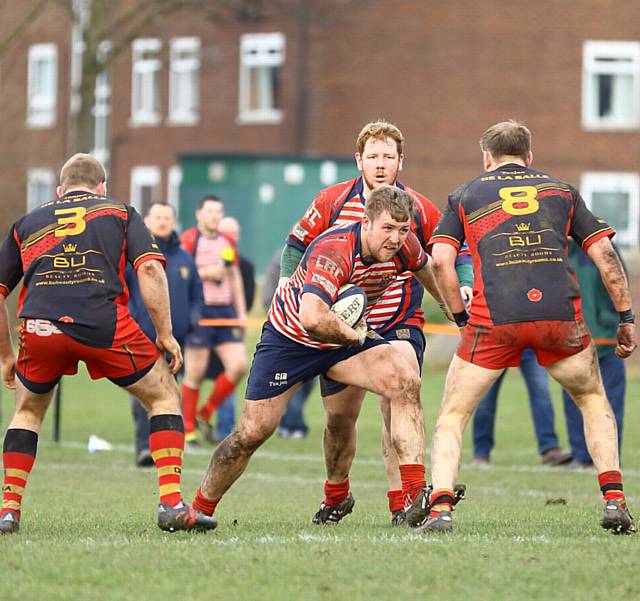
[271,221,427,349]
[287,176,443,332]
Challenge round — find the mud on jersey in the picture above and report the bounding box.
[287,176,442,332]
[270,221,427,348]
[429,164,614,326]
[0,191,165,347]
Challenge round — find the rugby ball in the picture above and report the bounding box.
[331,284,367,328]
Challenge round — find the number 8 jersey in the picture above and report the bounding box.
[429,163,614,326]
[0,191,165,347]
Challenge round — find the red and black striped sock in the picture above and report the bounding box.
[324,478,350,506]
[399,463,426,506]
[2,429,38,520]
[149,414,185,508]
[387,489,404,513]
[192,486,221,516]
[598,470,625,504]
[429,488,455,517]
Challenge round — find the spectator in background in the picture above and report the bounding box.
[180,197,247,446]
[562,240,627,469]
[262,249,313,438]
[202,216,256,442]
[126,202,203,466]
[472,349,572,466]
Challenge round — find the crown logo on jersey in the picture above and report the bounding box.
[515,223,530,232]
[63,243,77,253]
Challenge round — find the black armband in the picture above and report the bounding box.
[452,310,470,328]
[619,309,635,324]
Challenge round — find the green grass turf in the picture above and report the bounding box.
[1,354,639,601]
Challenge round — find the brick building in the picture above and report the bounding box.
[1,0,640,265]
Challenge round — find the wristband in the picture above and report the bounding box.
[619,309,635,324]
[452,310,470,328]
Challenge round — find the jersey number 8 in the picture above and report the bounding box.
[499,185,539,216]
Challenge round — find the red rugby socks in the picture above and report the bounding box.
[324,478,350,506]
[199,373,236,422]
[181,384,199,439]
[192,486,221,516]
[599,470,625,504]
[1,429,38,521]
[399,463,426,505]
[149,414,185,507]
[387,489,404,513]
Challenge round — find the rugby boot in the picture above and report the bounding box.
[404,483,467,527]
[196,416,218,445]
[0,511,20,534]
[601,499,637,535]
[415,509,453,533]
[157,501,217,532]
[391,509,407,527]
[312,493,355,525]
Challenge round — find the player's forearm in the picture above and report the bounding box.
[279,244,304,279]
[414,262,445,304]
[0,296,14,361]
[299,295,360,346]
[232,266,247,319]
[432,244,466,314]
[587,238,633,312]
[136,260,174,339]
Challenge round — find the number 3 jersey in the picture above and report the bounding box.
[270,220,427,349]
[430,164,614,326]
[0,191,166,347]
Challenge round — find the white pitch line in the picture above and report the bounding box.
[38,439,640,478]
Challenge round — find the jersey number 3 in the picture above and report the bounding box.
[499,186,539,216]
[54,207,87,237]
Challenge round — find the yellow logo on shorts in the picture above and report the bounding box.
[396,329,410,340]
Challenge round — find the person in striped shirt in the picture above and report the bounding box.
[280,120,470,525]
[191,186,437,528]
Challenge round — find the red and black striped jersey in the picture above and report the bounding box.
[0,190,165,347]
[287,176,442,332]
[430,164,614,326]
[271,221,427,348]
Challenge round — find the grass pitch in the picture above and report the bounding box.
[1,357,639,601]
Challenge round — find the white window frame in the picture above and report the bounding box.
[168,37,200,125]
[167,165,182,223]
[238,32,285,124]
[27,43,58,128]
[582,41,640,130]
[130,38,162,126]
[92,41,112,166]
[26,168,55,211]
[130,166,161,214]
[581,172,640,248]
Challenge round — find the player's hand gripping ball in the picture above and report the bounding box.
[331,284,367,328]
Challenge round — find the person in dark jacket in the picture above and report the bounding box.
[126,202,203,466]
[562,240,628,468]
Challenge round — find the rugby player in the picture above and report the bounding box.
[180,196,247,445]
[191,186,433,526]
[280,120,471,525]
[421,120,637,534]
[0,154,215,534]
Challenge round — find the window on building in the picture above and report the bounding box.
[238,33,285,124]
[27,44,57,128]
[169,37,200,125]
[92,41,112,166]
[130,166,161,215]
[131,38,161,125]
[581,172,639,248]
[167,165,182,226]
[27,169,55,211]
[582,41,640,129]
